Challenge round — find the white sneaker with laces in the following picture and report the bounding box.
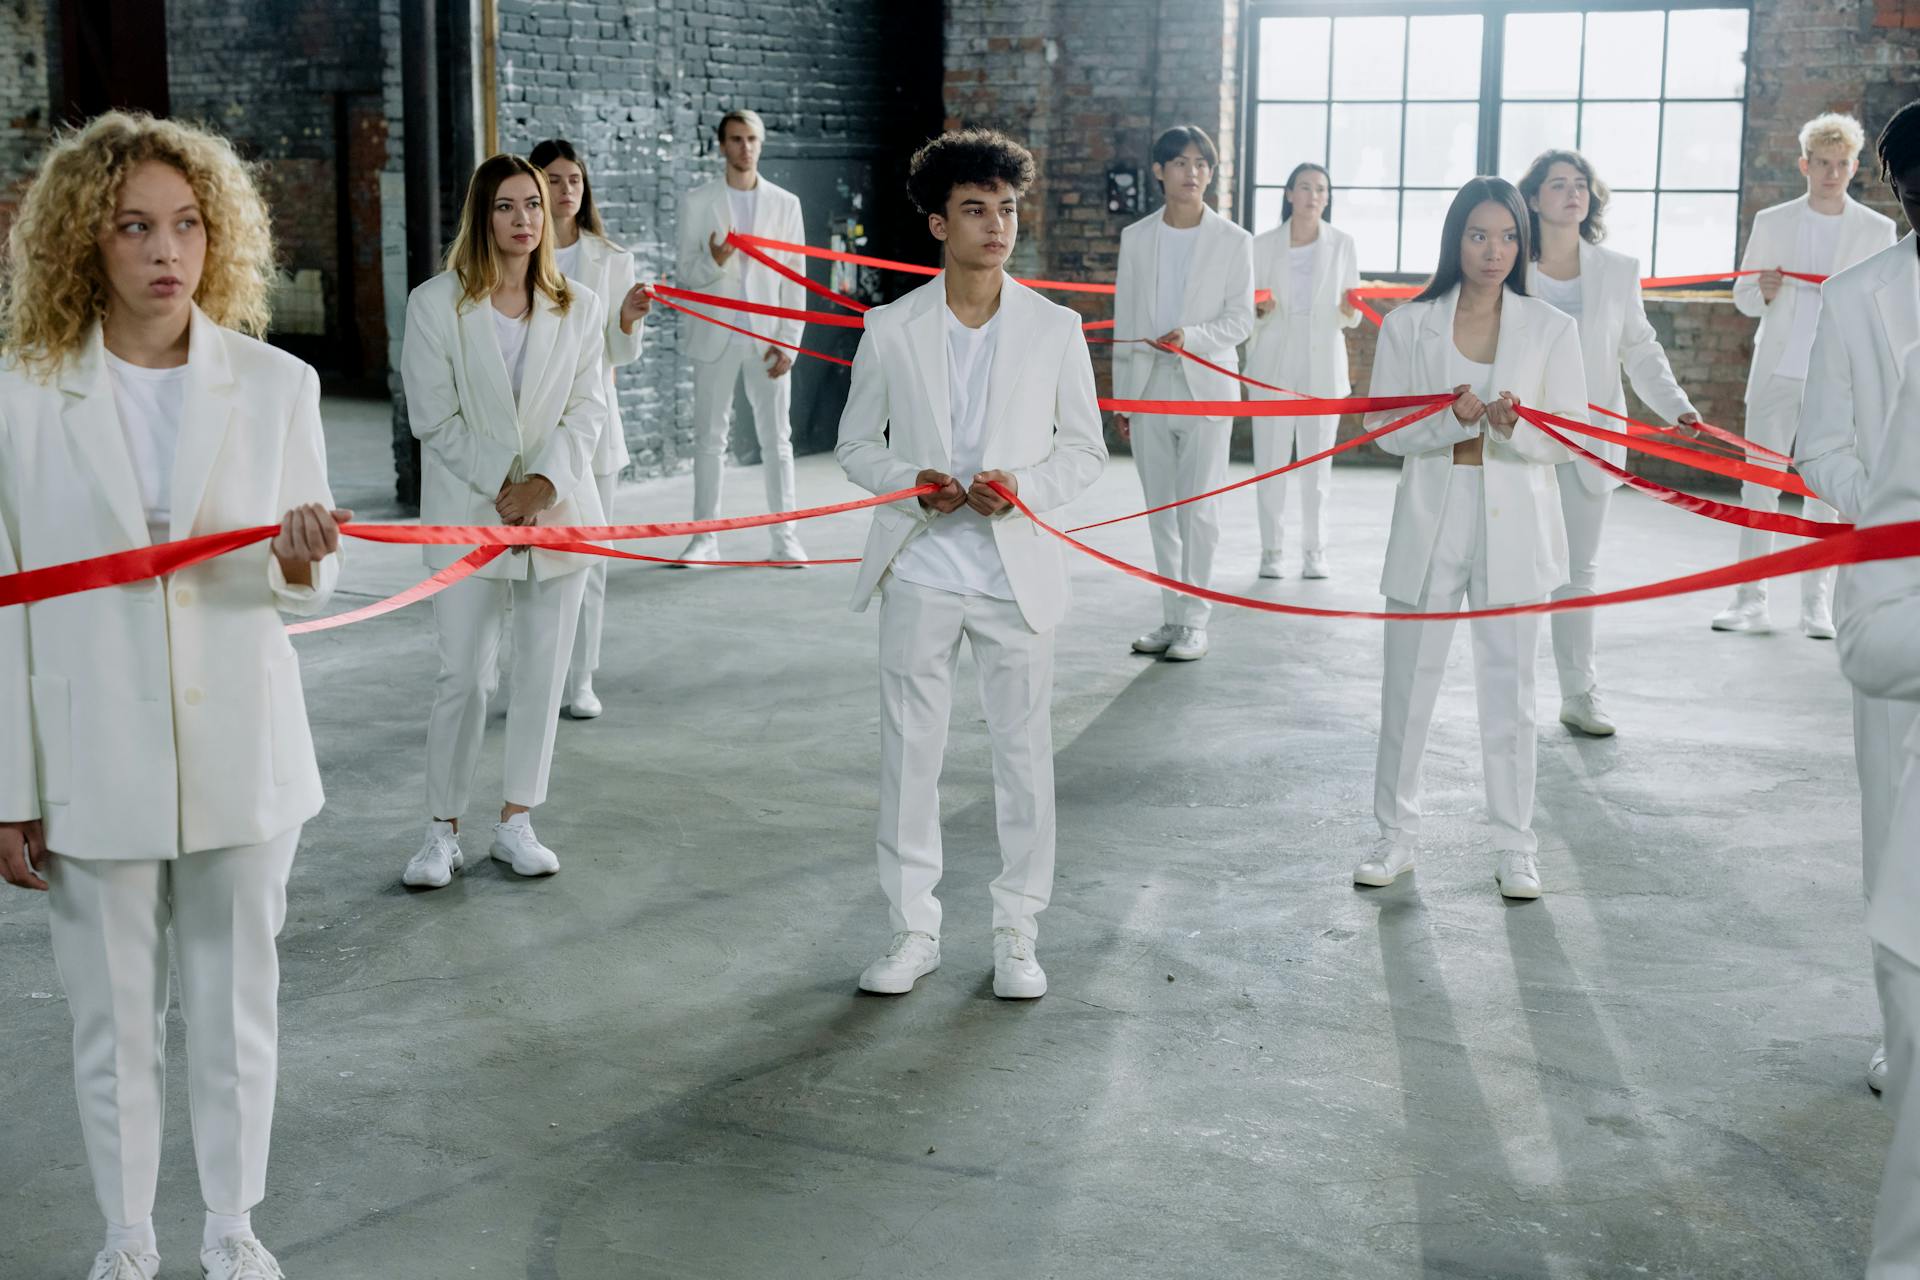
[1871,1043,1889,1094]
[992,927,1047,999]
[565,674,602,720]
[770,531,808,569]
[1559,690,1616,737]
[491,813,560,876]
[1803,604,1837,640]
[1496,850,1543,900]
[1710,593,1771,633]
[200,1234,285,1280]
[402,821,463,889]
[858,931,940,994]
[671,533,719,567]
[87,1250,159,1280]
[1164,626,1209,661]
[1301,550,1330,579]
[1353,839,1415,887]
[1131,623,1180,654]
[1258,550,1286,579]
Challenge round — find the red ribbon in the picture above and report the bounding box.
[647,290,853,367]
[726,234,872,314]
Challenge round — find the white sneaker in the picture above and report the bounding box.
[1802,604,1837,640]
[1131,623,1180,654]
[1353,839,1415,887]
[200,1235,285,1280]
[670,533,719,567]
[1496,850,1543,900]
[402,821,463,889]
[1871,1043,1889,1094]
[1301,550,1330,579]
[858,930,940,994]
[87,1250,159,1280]
[1164,626,1209,661]
[1559,691,1616,737]
[565,674,602,720]
[1711,595,1771,633]
[770,532,808,569]
[1258,550,1286,579]
[491,813,559,877]
[992,927,1047,999]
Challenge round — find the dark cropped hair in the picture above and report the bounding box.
[1515,148,1608,252]
[1151,124,1218,178]
[906,128,1036,217]
[1281,162,1333,223]
[1878,100,1920,187]
[527,138,605,238]
[1413,176,1532,303]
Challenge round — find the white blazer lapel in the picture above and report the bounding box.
[59,327,150,548]
[518,290,565,436]
[169,308,237,542]
[1877,239,1920,401]
[1305,224,1334,316]
[1489,287,1533,403]
[1420,289,1456,393]
[457,296,523,457]
[980,280,1035,452]
[908,284,952,461]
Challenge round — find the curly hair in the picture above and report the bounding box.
[1516,148,1610,251]
[1,111,276,378]
[906,129,1036,218]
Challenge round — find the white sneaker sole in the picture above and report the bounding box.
[402,848,464,889]
[1163,648,1207,662]
[1497,874,1542,900]
[566,702,602,720]
[1131,639,1172,654]
[1804,623,1836,640]
[993,972,1047,999]
[1258,567,1285,580]
[491,844,559,877]
[858,957,939,995]
[1711,616,1770,633]
[1560,715,1615,737]
[1353,862,1411,888]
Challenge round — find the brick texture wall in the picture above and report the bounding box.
[0,0,46,241]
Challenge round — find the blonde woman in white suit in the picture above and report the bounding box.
[1111,125,1256,662]
[1517,149,1701,738]
[0,113,345,1280]
[1354,177,1588,901]
[530,139,651,720]
[399,154,610,890]
[1246,162,1361,580]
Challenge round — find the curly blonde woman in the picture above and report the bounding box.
[0,112,345,1280]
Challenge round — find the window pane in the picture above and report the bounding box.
[1399,190,1457,278]
[1602,190,1656,273]
[1257,103,1328,188]
[1342,189,1402,275]
[1332,103,1403,187]
[1579,102,1661,190]
[1666,8,1749,100]
[1260,16,1331,101]
[1404,103,1479,188]
[1332,15,1405,101]
[1582,11,1664,100]
[1406,14,1482,100]
[1500,101,1578,179]
[1502,12,1582,99]
[1655,192,1739,276]
[1254,188,1287,235]
[1661,102,1743,190]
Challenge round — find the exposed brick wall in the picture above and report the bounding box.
[0,0,47,242]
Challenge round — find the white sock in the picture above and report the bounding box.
[104,1217,157,1257]
[203,1211,252,1252]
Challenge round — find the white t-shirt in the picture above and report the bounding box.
[1776,206,1845,380]
[1152,218,1202,338]
[890,303,1015,600]
[1448,347,1495,407]
[1533,271,1583,327]
[553,239,583,281]
[1288,240,1318,315]
[105,351,188,543]
[728,184,759,239]
[493,306,531,401]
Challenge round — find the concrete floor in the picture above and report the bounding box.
[0,398,1890,1278]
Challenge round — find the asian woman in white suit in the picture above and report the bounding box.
[399,154,609,890]
[1353,177,1588,901]
[530,139,652,720]
[1246,163,1361,580]
[0,113,346,1280]
[1517,150,1701,738]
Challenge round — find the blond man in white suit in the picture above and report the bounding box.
[1111,125,1256,662]
[1713,112,1896,637]
[0,114,346,1280]
[836,130,1106,1000]
[400,155,610,890]
[673,108,810,564]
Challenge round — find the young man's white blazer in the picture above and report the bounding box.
[673,175,808,365]
[1110,205,1256,402]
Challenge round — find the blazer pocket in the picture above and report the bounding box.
[266,650,309,787]
[28,674,71,805]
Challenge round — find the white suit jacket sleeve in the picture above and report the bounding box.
[402,292,519,496]
[524,292,610,500]
[1839,428,1920,701]
[1011,319,1108,514]
[1796,296,1868,520]
[1368,307,1478,456]
[676,187,728,291]
[605,248,644,370]
[774,196,807,350]
[1183,231,1256,355]
[1732,214,1771,320]
[1619,275,1698,425]
[1496,313,1582,466]
[0,470,35,822]
[834,329,927,520]
[1335,236,1363,331]
[266,364,342,616]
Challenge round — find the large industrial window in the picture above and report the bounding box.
[1245,3,1751,279]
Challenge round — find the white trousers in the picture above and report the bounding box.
[1376,468,1541,854]
[1133,356,1230,628]
[691,343,798,540]
[1735,374,1839,610]
[569,470,620,685]
[1252,414,1336,556]
[1860,691,1920,899]
[1549,462,1612,700]
[427,569,585,818]
[47,828,300,1227]
[875,577,1057,942]
[1873,943,1920,1278]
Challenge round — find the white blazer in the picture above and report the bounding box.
[568,231,646,476]
[1366,286,1586,607]
[674,176,807,364]
[1111,206,1256,402]
[0,310,338,860]
[835,275,1109,633]
[1245,218,1361,396]
[1837,343,1920,967]
[400,270,609,581]
[1798,233,1920,523]
[1528,240,1698,495]
[1734,194,1896,403]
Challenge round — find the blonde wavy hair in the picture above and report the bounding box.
[1800,112,1867,158]
[1,111,275,377]
[445,154,571,315]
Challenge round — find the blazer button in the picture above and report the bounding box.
[175,587,194,607]
[183,687,204,707]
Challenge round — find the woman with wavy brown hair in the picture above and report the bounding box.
[0,111,345,1280]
